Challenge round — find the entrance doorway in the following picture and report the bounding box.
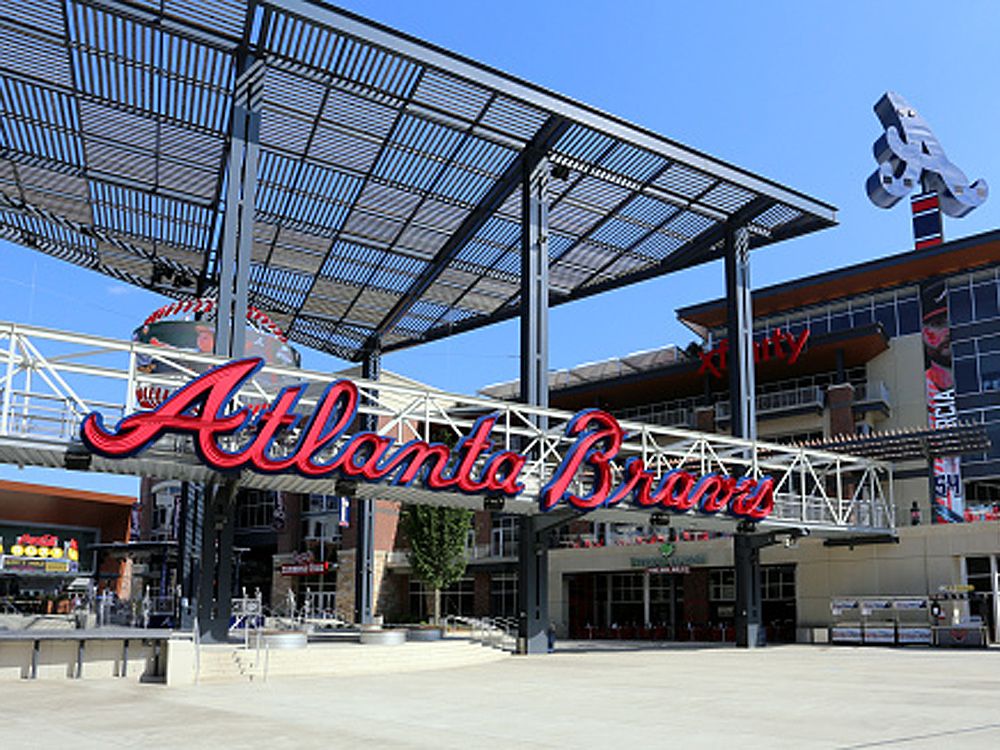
[565,571,684,639]
[965,556,999,643]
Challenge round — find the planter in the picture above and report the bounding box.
[406,627,444,642]
[359,628,406,646]
[262,631,308,650]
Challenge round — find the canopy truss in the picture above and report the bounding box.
[0,321,893,536]
[0,0,836,361]
[799,424,991,462]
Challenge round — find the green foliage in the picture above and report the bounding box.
[400,505,472,592]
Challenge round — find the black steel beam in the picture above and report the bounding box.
[823,534,899,548]
[356,115,570,359]
[379,196,776,355]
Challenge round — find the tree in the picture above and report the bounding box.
[400,505,472,624]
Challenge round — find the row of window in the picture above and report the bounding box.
[406,574,521,619]
[954,354,1000,396]
[705,271,1000,349]
[709,567,795,602]
[710,287,923,343]
[235,490,276,530]
[949,271,1000,324]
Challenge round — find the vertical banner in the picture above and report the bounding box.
[920,278,964,523]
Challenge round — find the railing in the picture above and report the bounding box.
[451,615,518,652]
[0,321,895,535]
[616,403,693,428]
[717,385,825,422]
[389,543,517,566]
[853,381,891,411]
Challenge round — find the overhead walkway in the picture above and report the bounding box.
[0,320,894,537]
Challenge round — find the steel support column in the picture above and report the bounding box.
[725,223,763,648]
[734,530,767,648]
[197,56,261,642]
[724,223,756,441]
[518,154,551,655]
[353,346,381,626]
[197,478,239,641]
[216,57,262,357]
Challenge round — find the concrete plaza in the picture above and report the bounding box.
[1,643,998,749]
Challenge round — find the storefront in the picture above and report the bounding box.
[0,479,132,612]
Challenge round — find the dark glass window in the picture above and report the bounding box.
[949,286,973,324]
[966,557,991,576]
[979,334,1000,354]
[810,316,828,335]
[988,425,1000,459]
[897,298,920,334]
[829,310,850,332]
[973,282,999,320]
[874,304,896,337]
[980,353,1000,392]
[852,308,873,327]
[953,340,975,358]
[955,358,979,394]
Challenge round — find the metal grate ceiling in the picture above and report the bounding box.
[0,0,837,361]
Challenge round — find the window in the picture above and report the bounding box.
[950,286,973,324]
[235,489,275,530]
[490,573,518,617]
[649,573,682,626]
[981,353,1000,392]
[955,358,979,394]
[709,569,736,601]
[953,340,975,359]
[851,306,873,327]
[980,334,1000,354]
[974,282,999,320]
[150,481,181,541]
[897,296,920,334]
[491,515,519,557]
[609,572,644,625]
[409,577,474,619]
[611,573,644,603]
[761,566,796,601]
[873,303,896,337]
[829,304,850,332]
[809,314,829,336]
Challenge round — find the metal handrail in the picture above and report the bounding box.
[853,381,891,406]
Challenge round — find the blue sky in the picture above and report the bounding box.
[1,0,998,494]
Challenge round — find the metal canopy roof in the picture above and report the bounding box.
[481,344,685,400]
[0,0,837,361]
[799,423,991,462]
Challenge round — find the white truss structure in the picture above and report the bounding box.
[0,321,894,537]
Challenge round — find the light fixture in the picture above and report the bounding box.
[64,441,92,471]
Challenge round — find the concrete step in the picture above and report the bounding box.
[193,640,508,683]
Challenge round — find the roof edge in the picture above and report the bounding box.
[678,227,1000,328]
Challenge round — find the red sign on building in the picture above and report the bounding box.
[697,328,809,378]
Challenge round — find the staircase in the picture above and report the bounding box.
[193,638,507,683]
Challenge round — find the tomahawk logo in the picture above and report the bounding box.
[865,92,988,217]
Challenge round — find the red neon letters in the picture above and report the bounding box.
[539,410,774,520]
[81,359,526,497]
[81,359,774,521]
[698,328,809,378]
